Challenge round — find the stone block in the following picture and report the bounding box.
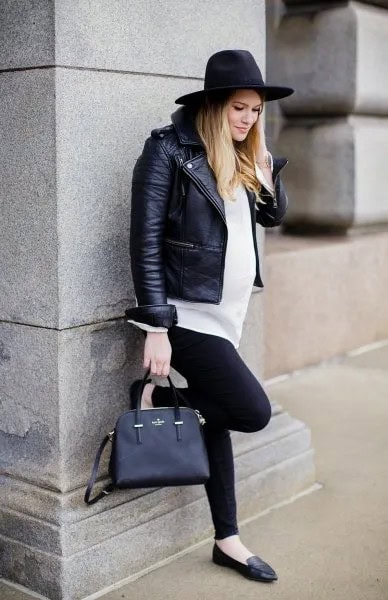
[273,3,388,115]
[0,1,54,70]
[0,323,59,486]
[0,319,140,491]
[0,70,58,328]
[277,116,388,231]
[54,0,265,76]
[263,231,388,378]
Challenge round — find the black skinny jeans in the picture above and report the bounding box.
[142,325,272,540]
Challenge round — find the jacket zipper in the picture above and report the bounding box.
[178,157,186,198]
[164,238,195,248]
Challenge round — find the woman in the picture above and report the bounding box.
[125,49,294,583]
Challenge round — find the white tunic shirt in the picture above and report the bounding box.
[164,182,256,348]
[127,162,275,348]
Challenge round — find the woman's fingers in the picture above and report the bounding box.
[161,362,170,377]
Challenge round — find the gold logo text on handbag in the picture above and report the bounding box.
[151,418,165,426]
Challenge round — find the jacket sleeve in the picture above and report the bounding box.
[125,134,178,329]
[255,156,289,228]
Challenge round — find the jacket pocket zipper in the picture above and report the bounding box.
[164,238,195,248]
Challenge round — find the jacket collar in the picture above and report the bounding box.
[171,106,204,147]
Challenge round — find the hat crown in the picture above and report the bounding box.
[204,49,265,90]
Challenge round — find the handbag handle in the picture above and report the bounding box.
[133,368,186,444]
[132,367,182,410]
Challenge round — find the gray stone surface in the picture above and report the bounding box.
[54,0,265,76]
[0,1,54,70]
[277,116,388,230]
[273,2,388,116]
[278,118,355,230]
[0,323,59,485]
[0,582,39,600]
[0,319,138,490]
[0,70,58,328]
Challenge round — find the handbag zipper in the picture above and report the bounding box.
[194,409,206,425]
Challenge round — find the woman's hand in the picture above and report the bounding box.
[144,332,171,377]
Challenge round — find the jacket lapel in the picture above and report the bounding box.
[181,154,226,224]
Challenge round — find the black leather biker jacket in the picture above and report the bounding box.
[125,105,289,329]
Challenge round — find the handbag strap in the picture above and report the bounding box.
[84,434,115,505]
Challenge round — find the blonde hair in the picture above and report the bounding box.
[194,91,265,204]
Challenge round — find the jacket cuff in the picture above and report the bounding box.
[255,162,275,197]
[272,156,289,181]
[125,304,178,328]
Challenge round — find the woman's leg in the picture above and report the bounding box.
[148,325,272,558]
[150,325,272,433]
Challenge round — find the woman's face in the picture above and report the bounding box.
[226,89,263,142]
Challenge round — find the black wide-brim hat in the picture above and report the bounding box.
[175,49,294,106]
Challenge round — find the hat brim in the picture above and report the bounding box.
[175,84,294,105]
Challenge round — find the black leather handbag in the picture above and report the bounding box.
[84,368,210,505]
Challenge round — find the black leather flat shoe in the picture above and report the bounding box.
[212,543,278,582]
[129,378,152,410]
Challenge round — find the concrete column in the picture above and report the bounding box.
[0,3,314,598]
[268,0,388,232]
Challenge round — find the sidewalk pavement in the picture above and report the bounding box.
[2,341,388,600]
